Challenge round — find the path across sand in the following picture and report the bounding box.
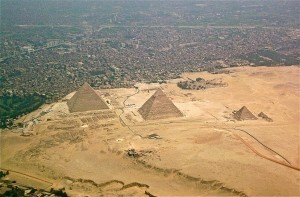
[1,66,299,196]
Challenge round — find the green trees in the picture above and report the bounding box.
[0,93,46,128]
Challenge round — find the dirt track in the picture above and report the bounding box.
[1,66,299,196]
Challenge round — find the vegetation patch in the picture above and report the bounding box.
[0,93,46,128]
[178,77,228,90]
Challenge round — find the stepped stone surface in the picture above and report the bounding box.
[67,82,109,113]
[138,89,183,120]
[233,106,257,121]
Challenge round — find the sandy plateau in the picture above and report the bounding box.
[1,66,299,196]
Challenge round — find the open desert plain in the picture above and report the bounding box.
[1,66,299,196]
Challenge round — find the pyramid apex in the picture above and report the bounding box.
[155,88,164,93]
[67,82,109,113]
[233,106,257,121]
[138,88,183,120]
[153,88,164,96]
[240,106,248,110]
[81,82,92,88]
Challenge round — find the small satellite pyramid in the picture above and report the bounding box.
[233,106,257,121]
[67,82,109,113]
[138,89,183,120]
[258,112,273,122]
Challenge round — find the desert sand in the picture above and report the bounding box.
[1,66,299,196]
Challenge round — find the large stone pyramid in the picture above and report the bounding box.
[67,82,109,113]
[138,89,183,120]
[233,106,257,121]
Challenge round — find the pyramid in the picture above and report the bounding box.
[233,106,257,121]
[67,82,109,113]
[258,112,273,122]
[138,89,183,120]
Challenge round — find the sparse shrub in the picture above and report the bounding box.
[50,188,68,197]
